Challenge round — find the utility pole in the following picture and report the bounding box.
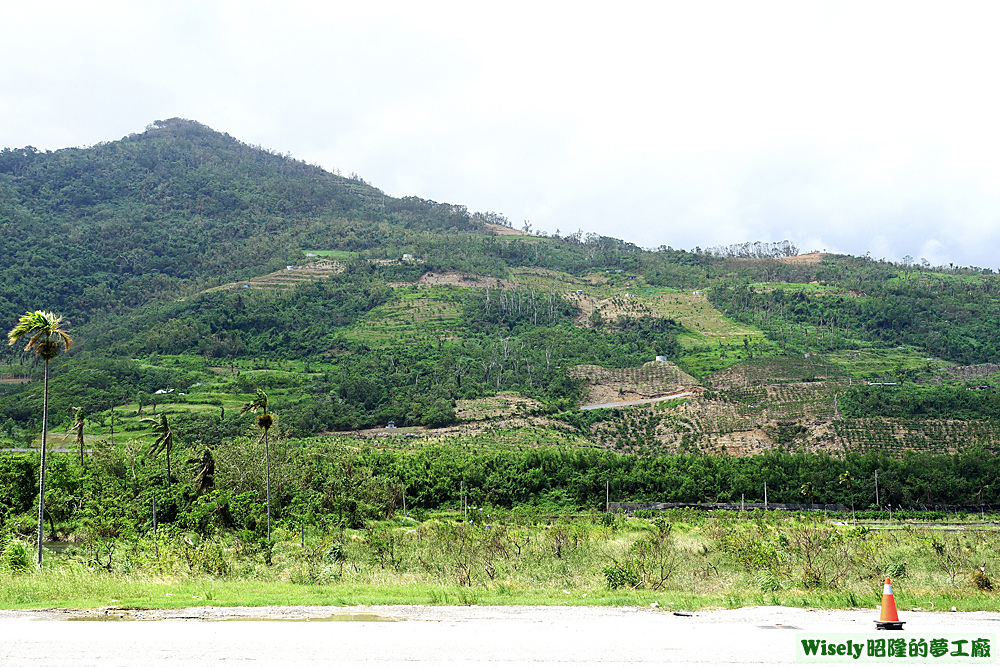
[606,481,609,512]
[764,482,768,509]
[875,470,879,507]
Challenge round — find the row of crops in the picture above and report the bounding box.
[833,418,1000,453]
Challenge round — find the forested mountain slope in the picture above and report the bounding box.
[0,118,470,324]
[3,119,1000,461]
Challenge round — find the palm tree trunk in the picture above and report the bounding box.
[265,429,271,542]
[36,360,49,567]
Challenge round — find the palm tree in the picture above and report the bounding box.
[242,389,275,541]
[839,470,856,524]
[8,310,73,566]
[69,406,86,467]
[141,413,175,486]
[189,447,216,495]
[800,482,816,511]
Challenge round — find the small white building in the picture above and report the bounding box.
[655,356,668,362]
[402,254,414,261]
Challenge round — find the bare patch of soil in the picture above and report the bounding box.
[774,253,826,265]
[416,272,509,288]
[484,223,533,237]
[387,271,514,289]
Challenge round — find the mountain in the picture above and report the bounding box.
[3,119,1000,462]
[0,118,478,326]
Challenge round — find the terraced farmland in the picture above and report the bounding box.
[647,291,761,344]
[570,360,697,406]
[342,294,462,344]
[208,260,346,292]
[707,355,849,389]
[832,418,1000,454]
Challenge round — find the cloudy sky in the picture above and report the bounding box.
[4,1,1000,268]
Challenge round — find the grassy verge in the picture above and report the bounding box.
[4,512,1000,611]
[4,569,999,612]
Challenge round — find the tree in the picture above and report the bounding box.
[839,470,856,524]
[8,310,73,566]
[189,447,215,495]
[70,406,86,467]
[800,482,816,511]
[242,389,275,541]
[141,413,175,487]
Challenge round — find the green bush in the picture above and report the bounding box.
[2,538,32,572]
[603,560,641,589]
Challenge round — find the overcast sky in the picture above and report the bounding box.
[4,1,1000,269]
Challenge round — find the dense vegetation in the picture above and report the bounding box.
[4,119,1000,608]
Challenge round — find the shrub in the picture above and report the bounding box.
[2,538,32,572]
[603,560,641,589]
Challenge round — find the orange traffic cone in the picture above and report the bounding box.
[875,576,905,630]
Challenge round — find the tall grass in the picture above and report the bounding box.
[3,512,999,611]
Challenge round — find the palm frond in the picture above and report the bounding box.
[7,311,72,357]
[241,388,268,415]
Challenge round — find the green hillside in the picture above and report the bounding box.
[3,118,1000,527]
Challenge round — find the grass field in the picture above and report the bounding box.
[826,347,951,378]
[4,512,1000,612]
[302,250,359,260]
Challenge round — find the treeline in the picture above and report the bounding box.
[705,240,799,259]
[2,445,997,543]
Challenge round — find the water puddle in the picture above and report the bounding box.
[69,613,394,622]
[221,614,394,622]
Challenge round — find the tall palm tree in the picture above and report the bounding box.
[189,447,216,495]
[70,406,86,467]
[839,470,856,525]
[8,310,72,567]
[242,389,274,541]
[800,481,816,512]
[141,413,175,486]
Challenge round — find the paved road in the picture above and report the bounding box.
[0,605,997,666]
